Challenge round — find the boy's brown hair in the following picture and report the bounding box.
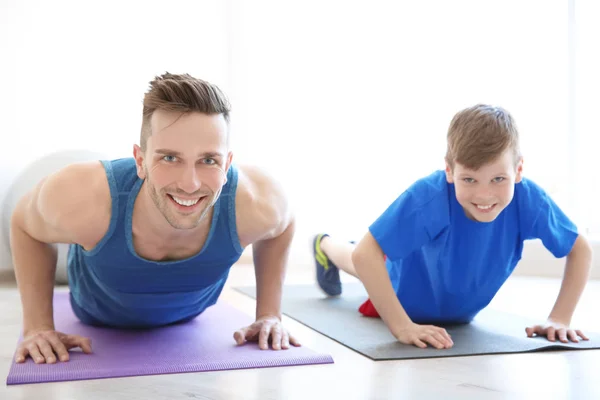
[140,72,231,151]
[445,104,521,170]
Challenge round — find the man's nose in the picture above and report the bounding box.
[178,165,202,194]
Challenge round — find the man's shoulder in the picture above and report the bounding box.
[34,160,112,248]
[43,160,110,204]
[234,165,292,245]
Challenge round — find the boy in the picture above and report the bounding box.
[313,104,592,349]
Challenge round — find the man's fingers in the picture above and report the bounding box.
[413,338,427,349]
[36,339,57,364]
[14,347,28,363]
[258,324,271,350]
[48,335,70,361]
[26,343,45,364]
[233,324,261,345]
[78,337,93,354]
[288,333,301,347]
[233,329,247,345]
[271,326,282,350]
[281,331,290,349]
[64,335,93,354]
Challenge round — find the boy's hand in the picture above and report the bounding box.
[233,316,301,350]
[393,322,454,349]
[15,330,93,364]
[525,320,589,343]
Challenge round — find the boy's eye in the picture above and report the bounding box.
[493,177,505,183]
[463,178,475,183]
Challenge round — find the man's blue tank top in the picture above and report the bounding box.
[67,158,244,328]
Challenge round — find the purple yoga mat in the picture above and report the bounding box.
[6,291,333,385]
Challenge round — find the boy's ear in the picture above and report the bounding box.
[445,162,454,183]
[515,156,524,183]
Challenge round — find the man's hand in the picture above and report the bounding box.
[526,320,589,343]
[233,316,301,350]
[393,322,454,349]
[15,330,93,364]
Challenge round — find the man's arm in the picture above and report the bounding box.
[233,165,299,350]
[10,161,109,363]
[252,217,294,322]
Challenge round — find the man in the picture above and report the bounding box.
[11,72,299,364]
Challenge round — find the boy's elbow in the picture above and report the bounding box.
[351,247,363,270]
[352,232,383,272]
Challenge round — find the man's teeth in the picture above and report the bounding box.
[172,196,200,206]
[476,204,493,210]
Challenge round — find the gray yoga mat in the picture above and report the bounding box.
[235,283,600,360]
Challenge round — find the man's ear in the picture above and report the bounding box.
[445,162,454,183]
[133,144,146,179]
[515,156,524,183]
[222,151,234,184]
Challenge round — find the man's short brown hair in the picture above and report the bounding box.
[445,104,521,170]
[140,72,231,151]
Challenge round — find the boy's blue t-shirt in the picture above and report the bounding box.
[369,170,579,324]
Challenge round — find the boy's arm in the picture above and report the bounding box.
[526,234,593,342]
[11,162,109,363]
[548,234,593,325]
[352,232,453,349]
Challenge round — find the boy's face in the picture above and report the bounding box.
[445,150,523,223]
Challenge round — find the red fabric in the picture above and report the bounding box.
[358,298,380,318]
[357,254,386,318]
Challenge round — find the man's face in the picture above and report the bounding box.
[446,149,523,223]
[134,110,232,230]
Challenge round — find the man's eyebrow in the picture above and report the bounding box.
[154,149,224,158]
[199,152,224,158]
[154,149,182,156]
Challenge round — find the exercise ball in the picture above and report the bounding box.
[2,149,110,284]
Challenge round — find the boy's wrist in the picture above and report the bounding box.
[547,315,571,327]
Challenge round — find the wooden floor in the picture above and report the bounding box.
[1,264,600,400]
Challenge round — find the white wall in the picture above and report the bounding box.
[227,0,586,260]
